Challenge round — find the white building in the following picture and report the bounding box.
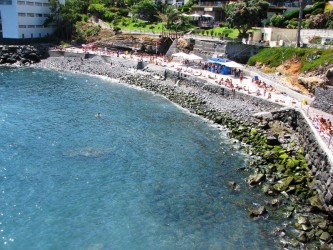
[155,0,189,7]
[0,0,65,39]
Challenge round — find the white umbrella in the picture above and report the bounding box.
[172,52,189,58]
[181,13,189,16]
[186,53,203,60]
[224,61,244,68]
[202,14,214,18]
[190,13,201,17]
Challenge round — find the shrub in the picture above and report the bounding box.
[327,13,333,28]
[308,36,321,44]
[270,14,286,27]
[304,1,325,15]
[284,9,299,19]
[286,20,299,29]
[119,8,129,17]
[222,29,232,37]
[311,8,323,15]
[104,11,117,22]
[81,14,88,22]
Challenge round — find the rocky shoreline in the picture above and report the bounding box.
[32,55,333,249]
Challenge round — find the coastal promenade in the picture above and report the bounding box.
[50,46,333,159]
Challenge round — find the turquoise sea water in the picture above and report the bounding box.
[0,67,280,249]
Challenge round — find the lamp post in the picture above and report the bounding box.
[296,0,305,47]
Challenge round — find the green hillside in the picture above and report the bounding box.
[247,47,333,72]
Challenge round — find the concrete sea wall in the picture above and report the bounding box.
[270,108,333,213]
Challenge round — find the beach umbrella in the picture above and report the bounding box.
[186,53,203,60]
[207,58,230,64]
[190,13,201,20]
[202,14,214,18]
[190,13,201,17]
[172,52,189,58]
[224,61,244,68]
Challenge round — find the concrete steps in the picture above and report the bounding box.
[192,40,226,60]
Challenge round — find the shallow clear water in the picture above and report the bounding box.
[0,67,279,249]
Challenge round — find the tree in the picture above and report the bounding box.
[130,0,158,22]
[156,5,179,30]
[222,3,235,22]
[45,0,84,41]
[225,0,269,38]
[270,14,286,28]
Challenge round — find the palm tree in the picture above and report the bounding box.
[156,4,179,34]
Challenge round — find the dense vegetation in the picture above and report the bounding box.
[45,0,332,44]
[247,47,333,72]
[269,0,333,29]
[46,0,270,42]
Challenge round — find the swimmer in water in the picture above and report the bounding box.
[95,112,101,118]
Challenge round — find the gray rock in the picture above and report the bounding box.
[320,232,332,242]
[246,173,265,185]
[248,205,267,217]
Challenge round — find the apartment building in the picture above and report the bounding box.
[191,0,238,23]
[0,0,65,39]
[156,0,189,7]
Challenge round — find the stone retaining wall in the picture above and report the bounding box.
[269,108,333,213]
[312,86,333,114]
[225,43,262,64]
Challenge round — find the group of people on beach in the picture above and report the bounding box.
[313,115,333,139]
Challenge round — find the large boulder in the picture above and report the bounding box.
[298,76,324,90]
[326,67,333,86]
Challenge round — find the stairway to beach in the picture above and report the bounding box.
[191,40,226,60]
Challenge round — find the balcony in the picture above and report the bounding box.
[268,0,313,8]
[197,1,223,6]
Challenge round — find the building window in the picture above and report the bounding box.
[43,14,50,17]
[42,2,48,6]
[0,0,12,4]
[35,2,42,6]
[28,25,35,28]
[39,33,41,38]
[17,0,25,4]
[22,34,25,39]
[27,13,35,17]
[36,25,43,28]
[26,1,34,5]
[31,33,33,38]
[19,25,27,28]
[18,13,26,16]
[36,13,43,17]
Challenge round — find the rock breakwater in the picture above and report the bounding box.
[0,45,42,65]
